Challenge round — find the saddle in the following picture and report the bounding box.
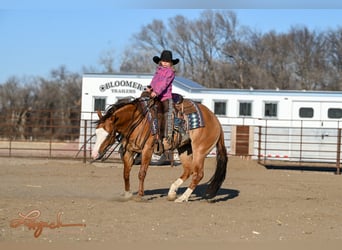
[140,93,205,155]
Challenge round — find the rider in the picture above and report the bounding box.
[147,50,179,150]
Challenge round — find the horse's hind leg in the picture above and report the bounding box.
[167,151,192,201]
[174,152,205,203]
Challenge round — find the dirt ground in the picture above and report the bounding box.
[0,156,342,249]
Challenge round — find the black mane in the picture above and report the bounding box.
[96,92,153,126]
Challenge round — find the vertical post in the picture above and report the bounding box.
[83,120,87,164]
[49,110,52,158]
[257,126,261,164]
[9,137,12,157]
[299,120,303,164]
[264,120,268,165]
[8,114,12,157]
[336,128,341,175]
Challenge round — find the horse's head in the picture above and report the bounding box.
[91,95,154,160]
[91,109,117,160]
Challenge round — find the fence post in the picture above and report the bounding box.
[264,120,268,165]
[49,110,52,158]
[83,120,87,164]
[299,120,303,163]
[336,128,341,175]
[9,138,12,157]
[257,126,261,164]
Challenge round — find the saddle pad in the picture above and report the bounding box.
[185,100,205,130]
[187,112,204,130]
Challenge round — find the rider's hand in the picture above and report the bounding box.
[150,91,157,98]
[145,85,152,92]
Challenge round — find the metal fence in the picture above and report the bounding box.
[0,109,84,160]
[254,125,341,174]
[0,110,341,174]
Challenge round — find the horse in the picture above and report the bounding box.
[91,94,228,202]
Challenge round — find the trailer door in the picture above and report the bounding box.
[319,102,342,162]
[290,101,323,161]
[291,101,341,162]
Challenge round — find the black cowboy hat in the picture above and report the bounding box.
[153,50,179,65]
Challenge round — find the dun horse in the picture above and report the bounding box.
[91,94,228,202]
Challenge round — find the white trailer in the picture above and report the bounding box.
[81,73,342,163]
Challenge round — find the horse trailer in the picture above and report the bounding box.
[81,73,342,163]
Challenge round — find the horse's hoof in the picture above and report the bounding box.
[174,196,188,203]
[121,191,133,199]
[167,192,177,201]
[133,195,148,202]
[167,194,177,201]
[113,191,133,202]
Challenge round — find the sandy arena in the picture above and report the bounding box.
[0,156,341,248]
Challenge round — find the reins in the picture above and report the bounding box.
[117,97,155,154]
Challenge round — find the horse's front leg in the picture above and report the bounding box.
[136,149,153,198]
[122,152,134,199]
[137,165,147,197]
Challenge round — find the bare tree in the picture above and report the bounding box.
[287,26,328,90]
[188,10,221,86]
[133,19,170,52]
[255,31,293,89]
[119,48,155,73]
[326,28,342,90]
[122,10,342,91]
[0,77,37,139]
[168,15,195,78]
[221,26,257,89]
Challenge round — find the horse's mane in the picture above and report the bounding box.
[97,95,152,125]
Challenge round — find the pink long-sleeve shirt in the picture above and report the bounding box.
[150,65,175,101]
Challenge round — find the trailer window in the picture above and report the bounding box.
[239,102,252,117]
[264,102,278,118]
[94,97,106,111]
[299,107,314,118]
[214,101,226,115]
[328,108,342,119]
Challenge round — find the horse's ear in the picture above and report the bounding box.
[96,110,103,119]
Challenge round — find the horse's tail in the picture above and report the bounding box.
[205,127,228,199]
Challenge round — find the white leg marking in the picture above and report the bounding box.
[175,188,193,203]
[167,178,183,201]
